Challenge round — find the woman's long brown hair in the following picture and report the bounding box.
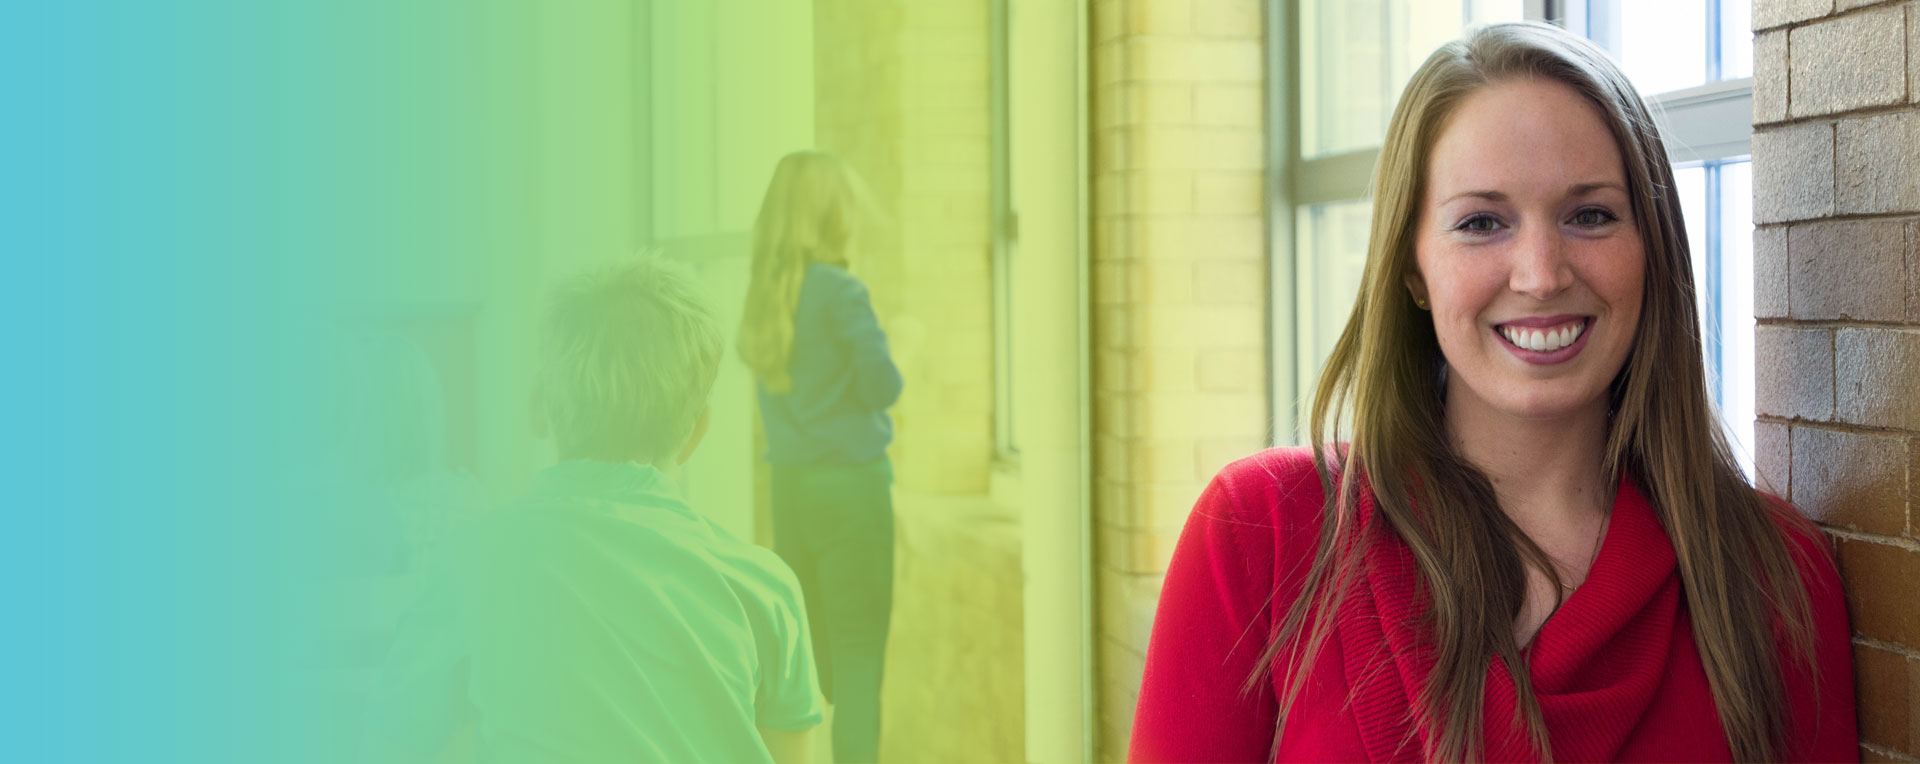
[1247,22,1819,763]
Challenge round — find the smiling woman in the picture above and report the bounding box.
[1407,76,1647,652]
[1130,21,1857,764]
[1411,77,1646,429]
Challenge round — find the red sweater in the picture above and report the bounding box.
[1131,447,1857,763]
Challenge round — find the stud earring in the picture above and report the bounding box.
[1414,297,1430,310]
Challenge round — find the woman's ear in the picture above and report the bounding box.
[1404,270,1431,308]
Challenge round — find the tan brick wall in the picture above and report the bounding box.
[1089,0,1270,757]
[809,4,1009,758]
[1754,1,1920,759]
[813,0,995,495]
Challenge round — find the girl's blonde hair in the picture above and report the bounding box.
[738,151,860,393]
[1254,22,1818,763]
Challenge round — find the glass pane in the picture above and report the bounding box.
[1300,0,1523,158]
[1672,164,1709,339]
[1719,160,1755,477]
[1609,0,1710,95]
[1294,199,1373,412]
[1721,0,1752,79]
[1466,0,1525,26]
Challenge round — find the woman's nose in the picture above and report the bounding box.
[1509,225,1575,300]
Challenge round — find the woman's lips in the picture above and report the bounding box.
[1494,316,1593,365]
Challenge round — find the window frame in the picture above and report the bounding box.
[991,0,1018,462]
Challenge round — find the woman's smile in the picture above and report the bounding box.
[1493,315,1594,364]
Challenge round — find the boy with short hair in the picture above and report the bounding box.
[363,257,822,764]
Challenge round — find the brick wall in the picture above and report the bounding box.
[1752,1,1920,760]
[813,0,995,495]
[1088,0,1270,757]
[809,2,1008,756]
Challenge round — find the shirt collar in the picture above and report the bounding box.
[529,459,688,508]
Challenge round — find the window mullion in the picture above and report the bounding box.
[1293,150,1378,207]
[1269,0,1303,446]
[1703,162,1724,405]
[1705,0,1722,83]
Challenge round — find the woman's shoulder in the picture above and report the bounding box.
[1189,446,1337,544]
[1757,494,1840,583]
[1210,444,1328,501]
[1753,493,1859,759]
[1757,493,1847,613]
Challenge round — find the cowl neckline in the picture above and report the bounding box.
[1335,474,1686,762]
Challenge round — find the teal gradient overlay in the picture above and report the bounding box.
[8,2,573,760]
[11,1,877,760]
[11,3,308,760]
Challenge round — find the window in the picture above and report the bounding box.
[1299,1,1522,158]
[1570,0,1759,473]
[1272,0,1759,475]
[1274,0,1526,441]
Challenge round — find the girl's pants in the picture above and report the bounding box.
[771,457,895,764]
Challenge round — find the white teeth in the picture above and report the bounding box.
[1501,321,1585,352]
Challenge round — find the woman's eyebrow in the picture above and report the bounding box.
[1439,182,1625,206]
[1440,189,1507,205]
[1568,181,1626,196]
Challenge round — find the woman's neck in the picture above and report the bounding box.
[1444,382,1614,529]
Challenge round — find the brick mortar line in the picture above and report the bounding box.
[1755,99,1920,131]
[1859,740,1920,764]
[1095,127,1269,137]
[1090,215,1272,224]
[1095,120,1267,130]
[1754,212,1920,228]
[1099,633,1147,662]
[1820,524,1920,550]
[1754,0,1914,35]
[1096,559,1169,581]
[1091,213,1274,221]
[1096,519,1185,534]
[1754,319,1920,330]
[1755,416,1920,437]
[1102,32,1266,44]
[1093,566,1166,584]
[1753,319,1920,330]
[1854,634,1920,660]
[1107,77,1269,88]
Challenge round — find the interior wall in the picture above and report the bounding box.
[1751,1,1920,759]
[814,0,997,496]
[1086,0,1273,757]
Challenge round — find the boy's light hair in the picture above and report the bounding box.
[539,256,723,464]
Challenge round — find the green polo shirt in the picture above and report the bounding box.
[363,460,821,763]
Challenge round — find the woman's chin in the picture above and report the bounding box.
[1502,391,1608,422]
[1457,379,1609,423]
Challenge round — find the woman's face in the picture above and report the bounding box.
[1408,77,1645,423]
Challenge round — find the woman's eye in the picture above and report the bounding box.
[1571,207,1619,226]
[1455,214,1502,233]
